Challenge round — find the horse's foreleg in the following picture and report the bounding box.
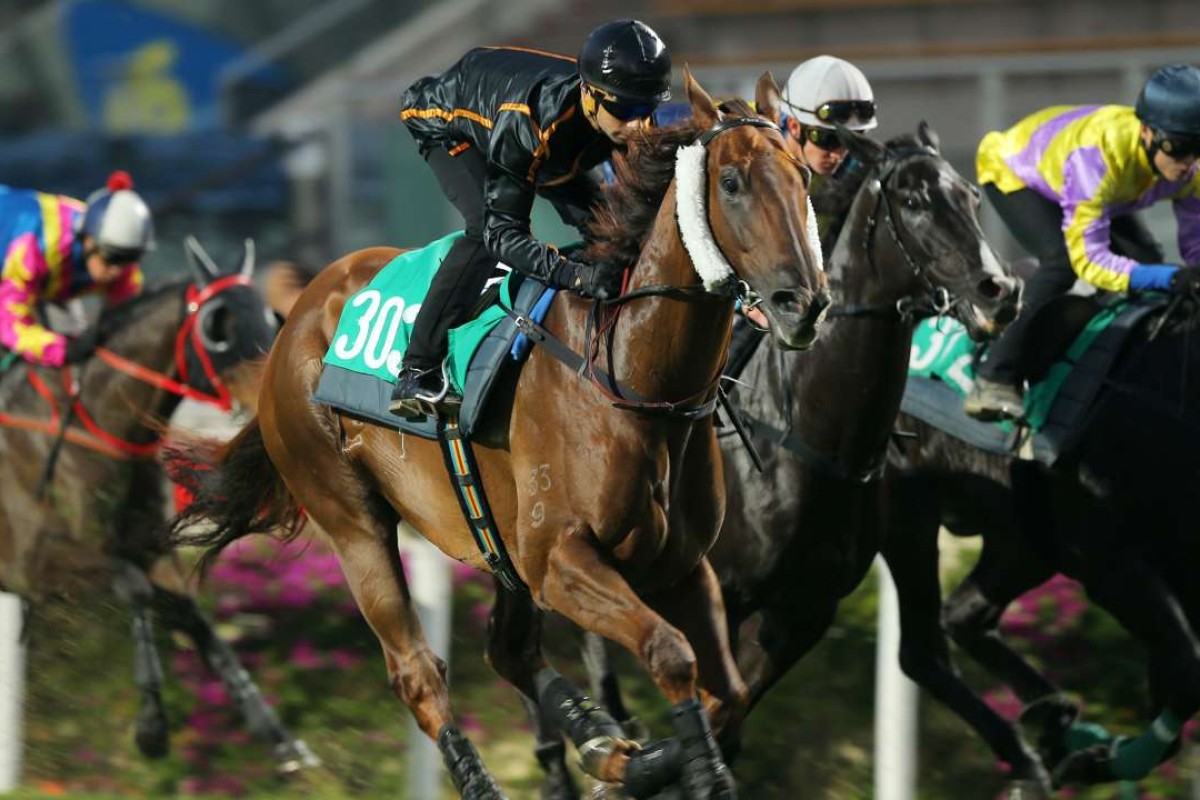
[646,558,748,740]
[112,561,169,759]
[485,583,579,800]
[881,497,1053,798]
[538,527,736,800]
[150,585,318,773]
[1053,546,1200,786]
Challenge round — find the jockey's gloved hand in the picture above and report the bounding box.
[1169,265,1200,296]
[1128,263,1178,291]
[554,259,623,301]
[64,327,102,364]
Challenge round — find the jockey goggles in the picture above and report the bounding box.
[587,84,658,122]
[787,98,877,126]
[95,245,142,266]
[1153,129,1200,160]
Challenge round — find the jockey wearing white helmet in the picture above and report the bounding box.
[781,55,878,178]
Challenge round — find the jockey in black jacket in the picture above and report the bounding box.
[389,19,672,416]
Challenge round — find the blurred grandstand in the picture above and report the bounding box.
[1,0,1195,280]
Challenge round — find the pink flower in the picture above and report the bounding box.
[289,639,325,670]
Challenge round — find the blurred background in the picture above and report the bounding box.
[2,1,1198,798]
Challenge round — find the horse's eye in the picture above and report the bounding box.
[720,174,740,195]
[903,195,922,210]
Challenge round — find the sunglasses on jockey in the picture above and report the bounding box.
[799,126,845,152]
[91,245,142,267]
[1153,129,1200,160]
[784,97,877,127]
[586,84,658,122]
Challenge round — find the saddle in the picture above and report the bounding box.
[902,295,1170,464]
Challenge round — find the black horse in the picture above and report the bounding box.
[0,238,316,771]
[534,124,1023,798]
[883,295,1200,794]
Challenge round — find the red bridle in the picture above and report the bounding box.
[0,274,254,459]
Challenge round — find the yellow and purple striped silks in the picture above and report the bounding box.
[977,105,1200,292]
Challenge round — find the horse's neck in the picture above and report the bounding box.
[610,189,733,400]
[81,290,187,438]
[768,193,915,461]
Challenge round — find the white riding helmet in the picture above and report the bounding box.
[79,171,156,261]
[782,55,878,132]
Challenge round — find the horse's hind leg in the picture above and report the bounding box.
[112,560,169,759]
[537,528,737,799]
[309,494,504,798]
[147,568,318,773]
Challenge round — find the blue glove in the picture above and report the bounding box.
[1128,264,1178,291]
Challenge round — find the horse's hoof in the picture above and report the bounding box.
[134,718,170,759]
[1019,693,1080,769]
[461,775,508,800]
[1051,743,1117,788]
[275,739,322,774]
[134,701,170,759]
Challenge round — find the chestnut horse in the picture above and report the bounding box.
[169,71,829,799]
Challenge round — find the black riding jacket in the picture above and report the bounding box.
[400,47,614,281]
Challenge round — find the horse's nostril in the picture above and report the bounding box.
[978,277,1002,300]
[771,289,799,311]
[995,303,1018,326]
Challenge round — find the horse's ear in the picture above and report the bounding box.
[754,71,782,126]
[835,125,887,165]
[684,65,719,129]
[917,120,942,153]
[184,235,220,286]
[240,238,256,279]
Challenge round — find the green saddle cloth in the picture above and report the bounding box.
[908,302,1128,431]
[322,231,511,393]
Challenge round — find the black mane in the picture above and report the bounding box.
[96,280,189,340]
[813,132,925,253]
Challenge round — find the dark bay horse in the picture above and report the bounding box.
[0,238,314,770]
[883,298,1200,795]
[167,70,829,800]
[545,124,1022,798]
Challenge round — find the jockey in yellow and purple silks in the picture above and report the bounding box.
[964,64,1200,422]
[0,171,154,368]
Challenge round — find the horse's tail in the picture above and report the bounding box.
[164,417,303,574]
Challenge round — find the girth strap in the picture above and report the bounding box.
[436,413,525,593]
[735,408,886,483]
[501,305,719,420]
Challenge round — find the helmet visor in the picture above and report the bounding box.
[1155,130,1200,159]
[788,99,876,126]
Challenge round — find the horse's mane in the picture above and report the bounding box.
[97,279,189,340]
[813,132,925,254]
[584,116,712,268]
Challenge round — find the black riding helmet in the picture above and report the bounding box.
[578,19,672,106]
[1135,64,1200,140]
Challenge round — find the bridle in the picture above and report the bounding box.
[827,147,961,322]
[510,115,814,420]
[0,274,252,461]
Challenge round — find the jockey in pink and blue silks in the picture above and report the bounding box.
[0,171,154,367]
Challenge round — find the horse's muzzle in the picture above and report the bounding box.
[766,288,831,350]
